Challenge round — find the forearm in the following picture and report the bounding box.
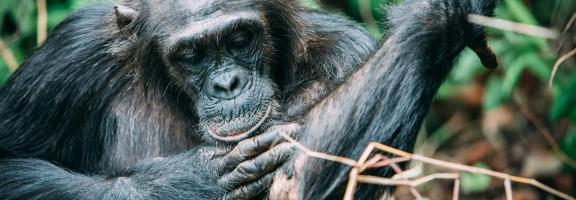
[277,0,497,199]
[0,159,124,199]
[0,154,219,200]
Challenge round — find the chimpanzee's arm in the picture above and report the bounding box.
[271,0,497,199]
[0,153,216,199]
[0,128,295,200]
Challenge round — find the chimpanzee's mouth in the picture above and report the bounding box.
[207,104,272,142]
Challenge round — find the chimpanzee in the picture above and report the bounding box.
[0,0,496,199]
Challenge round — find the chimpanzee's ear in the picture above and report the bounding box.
[114,5,138,40]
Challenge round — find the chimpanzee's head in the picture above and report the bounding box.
[114,0,305,142]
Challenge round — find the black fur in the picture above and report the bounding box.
[0,0,376,199]
[275,0,497,199]
[0,0,496,199]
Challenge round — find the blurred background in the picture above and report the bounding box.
[0,0,574,199]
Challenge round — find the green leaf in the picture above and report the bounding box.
[501,56,525,98]
[495,4,551,53]
[523,54,551,80]
[460,163,492,193]
[47,4,73,28]
[13,1,37,36]
[484,77,506,111]
[298,0,320,9]
[0,0,19,14]
[561,128,576,161]
[70,0,95,9]
[0,0,20,30]
[451,48,483,83]
[504,0,538,25]
[488,39,510,56]
[551,78,576,121]
[501,53,551,98]
[435,82,457,100]
[0,60,11,86]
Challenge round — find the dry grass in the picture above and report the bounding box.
[280,133,576,200]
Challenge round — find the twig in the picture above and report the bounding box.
[344,168,359,200]
[280,132,576,200]
[514,92,576,169]
[364,155,422,198]
[37,0,47,45]
[366,157,411,170]
[563,12,576,33]
[453,178,460,200]
[504,178,513,200]
[280,132,357,166]
[468,14,559,39]
[0,38,18,71]
[549,48,576,88]
[373,142,576,200]
[556,12,575,57]
[356,173,459,189]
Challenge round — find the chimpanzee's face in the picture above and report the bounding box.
[151,1,279,142]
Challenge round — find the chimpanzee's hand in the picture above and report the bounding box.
[217,123,301,200]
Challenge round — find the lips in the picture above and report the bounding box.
[207,104,272,142]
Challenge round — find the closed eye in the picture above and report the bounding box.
[175,44,207,66]
[228,29,254,48]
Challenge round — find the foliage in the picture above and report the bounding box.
[0,0,93,84]
[460,163,492,194]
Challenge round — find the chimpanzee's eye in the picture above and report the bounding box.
[181,51,195,61]
[177,47,205,65]
[229,29,253,48]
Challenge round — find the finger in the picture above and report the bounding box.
[220,123,300,167]
[219,143,294,188]
[274,123,301,138]
[221,173,275,200]
[221,130,282,168]
[469,35,498,69]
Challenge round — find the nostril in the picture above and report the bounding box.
[213,83,228,94]
[229,76,240,92]
[213,76,240,94]
[205,69,249,99]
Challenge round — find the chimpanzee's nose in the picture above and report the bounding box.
[205,68,249,100]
